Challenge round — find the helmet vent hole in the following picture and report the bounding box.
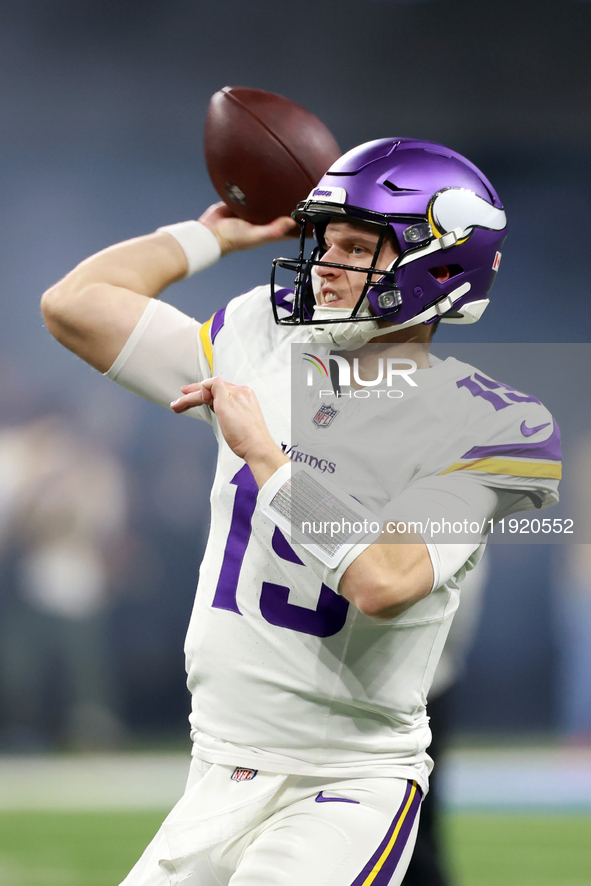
[383,179,419,193]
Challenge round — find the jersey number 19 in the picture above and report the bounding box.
[211,465,349,638]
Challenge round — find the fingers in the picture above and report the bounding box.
[200,204,296,237]
[240,217,297,247]
[171,377,273,467]
[257,216,298,242]
[198,202,238,224]
[171,381,213,413]
[171,377,230,413]
[170,391,203,413]
[197,204,298,255]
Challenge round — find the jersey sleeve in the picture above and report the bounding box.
[437,374,561,510]
[105,299,220,422]
[307,475,501,596]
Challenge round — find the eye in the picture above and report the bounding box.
[352,245,366,256]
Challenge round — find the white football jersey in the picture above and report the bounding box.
[107,285,560,788]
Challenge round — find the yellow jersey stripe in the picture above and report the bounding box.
[439,458,562,480]
[362,782,418,886]
[199,315,215,374]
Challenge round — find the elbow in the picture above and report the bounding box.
[40,275,93,352]
[353,579,424,620]
[41,282,66,341]
[339,544,434,619]
[343,566,433,620]
[355,594,396,620]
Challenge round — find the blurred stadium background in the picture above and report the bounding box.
[0,1,590,883]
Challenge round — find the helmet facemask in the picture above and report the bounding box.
[271,216,409,348]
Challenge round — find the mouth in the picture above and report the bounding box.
[321,289,341,305]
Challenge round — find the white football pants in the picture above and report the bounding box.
[120,758,422,886]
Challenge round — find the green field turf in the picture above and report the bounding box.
[0,811,589,885]
[443,814,591,886]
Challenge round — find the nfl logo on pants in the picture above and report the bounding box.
[231,767,258,781]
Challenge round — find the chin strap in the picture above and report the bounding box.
[310,281,474,348]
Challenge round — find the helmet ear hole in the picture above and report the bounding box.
[428,263,464,282]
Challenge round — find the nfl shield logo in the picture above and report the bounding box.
[231,767,258,781]
[312,404,339,428]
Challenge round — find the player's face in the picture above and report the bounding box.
[315,220,399,310]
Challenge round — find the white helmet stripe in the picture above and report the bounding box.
[395,227,466,269]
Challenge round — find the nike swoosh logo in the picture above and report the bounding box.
[315,791,360,804]
[520,420,551,437]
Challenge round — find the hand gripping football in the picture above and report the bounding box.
[204,86,341,225]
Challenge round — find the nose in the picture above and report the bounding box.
[316,246,341,278]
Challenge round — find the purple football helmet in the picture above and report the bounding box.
[270,138,507,341]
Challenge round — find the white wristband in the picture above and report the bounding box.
[157,220,222,278]
[259,463,382,568]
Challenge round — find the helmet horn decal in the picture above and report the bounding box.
[428,188,507,237]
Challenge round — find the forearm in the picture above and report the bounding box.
[171,375,435,620]
[246,446,290,488]
[72,231,190,295]
[339,477,501,618]
[41,231,190,372]
[257,466,497,619]
[257,462,433,618]
[42,206,295,375]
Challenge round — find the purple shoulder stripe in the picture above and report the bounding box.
[211,308,226,343]
[461,419,561,462]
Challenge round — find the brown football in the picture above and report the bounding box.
[204,86,341,225]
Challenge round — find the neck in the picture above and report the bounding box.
[340,338,431,369]
[334,339,430,391]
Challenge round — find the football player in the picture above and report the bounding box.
[41,138,561,886]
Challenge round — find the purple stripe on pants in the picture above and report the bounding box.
[349,780,422,886]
